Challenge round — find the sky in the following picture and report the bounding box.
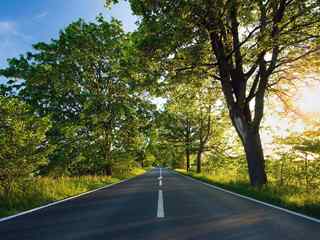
[0,0,138,83]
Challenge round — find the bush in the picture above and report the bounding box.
[0,96,52,196]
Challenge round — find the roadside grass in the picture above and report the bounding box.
[0,168,146,218]
[175,169,320,219]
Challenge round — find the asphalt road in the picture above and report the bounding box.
[0,168,320,240]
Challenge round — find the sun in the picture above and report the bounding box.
[260,78,320,150]
[296,83,320,116]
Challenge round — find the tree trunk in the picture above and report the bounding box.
[304,152,309,192]
[242,128,267,187]
[186,147,190,172]
[228,106,267,187]
[196,147,202,173]
[105,131,113,176]
[280,159,284,186]
[106,164,112,176]
[185,118,191,172]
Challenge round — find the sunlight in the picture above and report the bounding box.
[296,84,320,115]
[261,76,320,154]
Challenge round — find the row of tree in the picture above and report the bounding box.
[1,0,320,190]
[114,0,320,186]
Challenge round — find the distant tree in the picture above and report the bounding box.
[158,110,197,171]
[157,78,225,172]
[277,130,320,191]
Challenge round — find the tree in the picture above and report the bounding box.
[1,16,156,176]
[0,96,52,195]
[193,83,218,173]
[158,109,196,171]
[156,77,225,172]
[279,130,320,190]
[108,0,320,186]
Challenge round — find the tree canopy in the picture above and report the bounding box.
[1,16,156,176]
[0,1,319,189]
[105,0,320,186]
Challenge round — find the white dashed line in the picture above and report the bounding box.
[157,189,164,218]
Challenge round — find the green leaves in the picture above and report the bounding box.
[1,16,157,176]
[0,96,52,194]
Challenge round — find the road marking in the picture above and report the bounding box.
[172,170,320,224]
[158,167,163,186]
[157,190,165,218]
[0,170,151,223]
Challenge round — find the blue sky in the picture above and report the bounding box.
[0,0,137,83]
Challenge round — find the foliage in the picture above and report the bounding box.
[0,96,52,196]
[1,16,156,176]
[272,130,320,191]
[157,78,228,171]
[0,0,320,218]
[114,0,320,186]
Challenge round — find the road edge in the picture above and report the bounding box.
[172,169,320,224]
[0,171,148,223]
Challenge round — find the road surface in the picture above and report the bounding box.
[0,168,319,239]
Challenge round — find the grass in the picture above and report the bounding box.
[175,169,320,219]
[0,168,146,218]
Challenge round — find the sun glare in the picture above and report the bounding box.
[261,82,320,152]
[296,85,320,115]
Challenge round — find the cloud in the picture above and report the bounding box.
[0,21,16,35]
[0,21,31,41]
[34,11,48,19]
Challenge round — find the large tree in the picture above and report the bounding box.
[1,16,155,176]
[108,0,320,186]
